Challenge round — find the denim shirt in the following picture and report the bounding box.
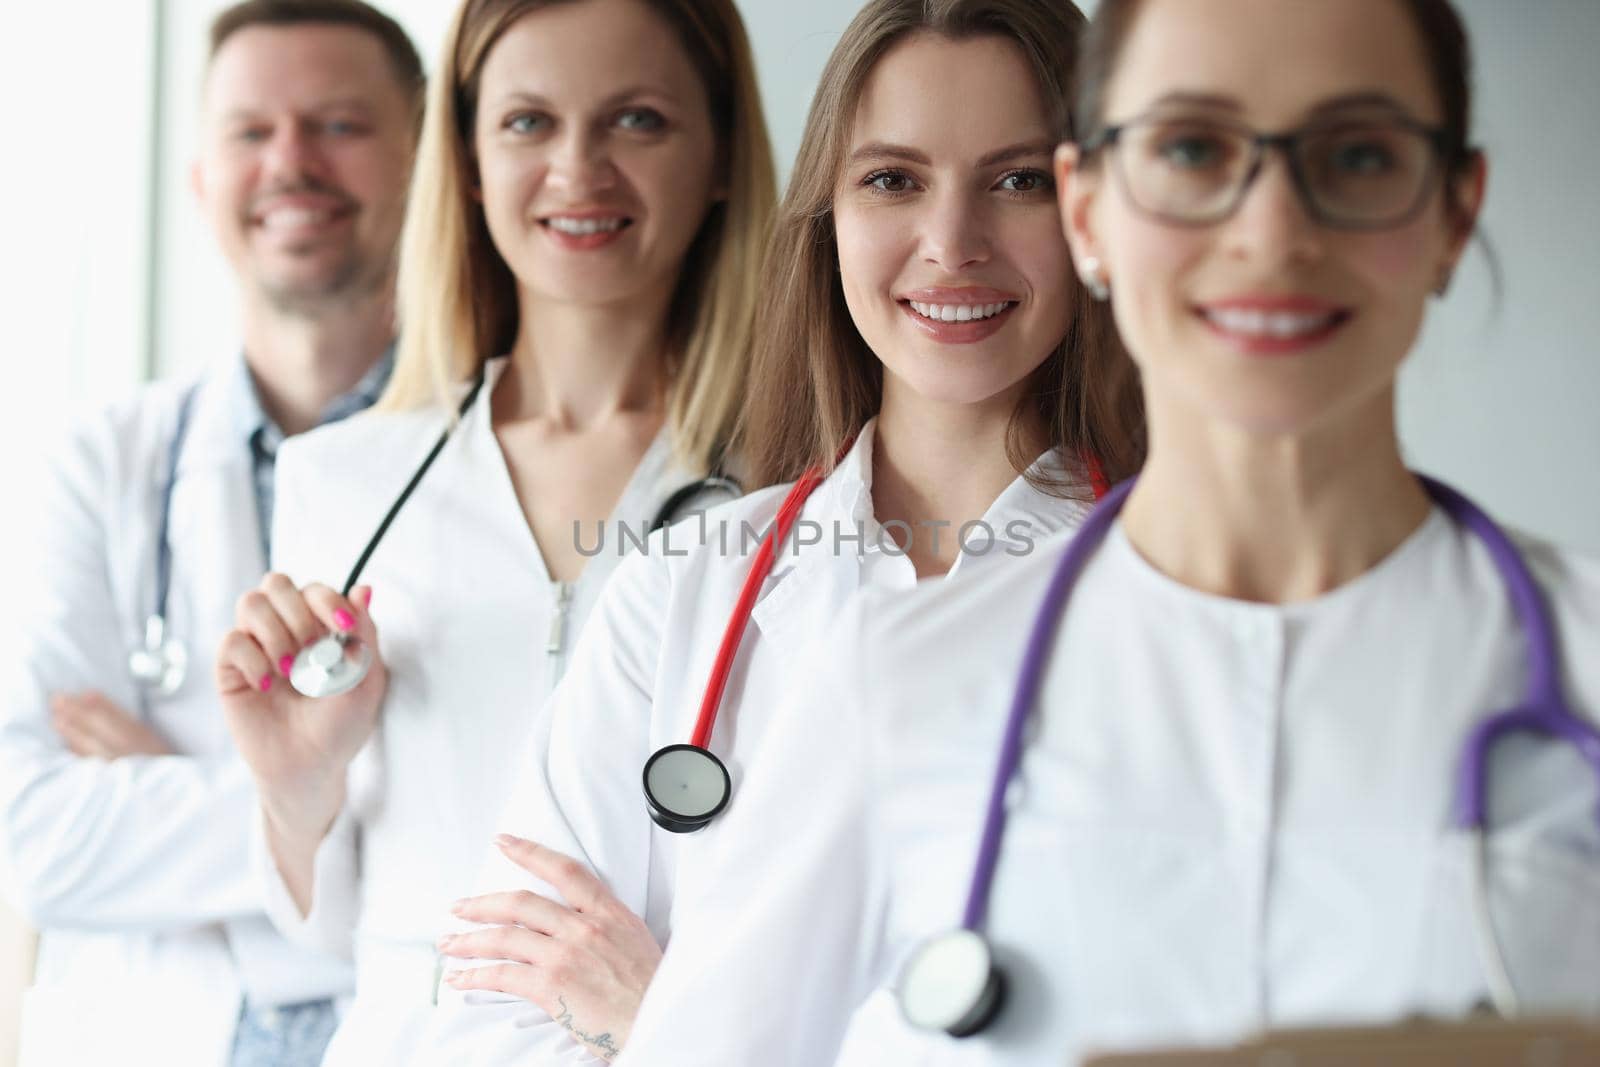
[225,345,394,559]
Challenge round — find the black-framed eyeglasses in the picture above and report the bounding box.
[1082,112,1455,230]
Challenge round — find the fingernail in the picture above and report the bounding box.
[278,655,295,677]
[258,674,273,693]
[493,833,519,849]
[361,587,373,609]
[449,899,467,915]
[436,935,454,951]
[333,609,355,631]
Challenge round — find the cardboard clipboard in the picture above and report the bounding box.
[1080,1018,1600,1066]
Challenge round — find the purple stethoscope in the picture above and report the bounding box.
[897,475,1600,1036]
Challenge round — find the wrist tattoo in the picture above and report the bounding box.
[556,995,622,1061]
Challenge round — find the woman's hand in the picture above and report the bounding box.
[216,574,386,911]
[439,834,663,1062]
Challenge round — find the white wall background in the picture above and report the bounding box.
[1395,0,1600,553]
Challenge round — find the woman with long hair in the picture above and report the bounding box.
[212,1,775,1063]
[419,0,1142,1060]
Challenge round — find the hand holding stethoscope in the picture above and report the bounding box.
[216,577,388,819]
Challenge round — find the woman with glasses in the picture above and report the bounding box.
[613,1,1600,1065]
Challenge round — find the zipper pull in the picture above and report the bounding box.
[547,581,575,655]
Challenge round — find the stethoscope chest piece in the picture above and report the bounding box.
[289,634,372,699]
[898,928,1006,1038]
[642,744,731,834]
[129,615,188,696]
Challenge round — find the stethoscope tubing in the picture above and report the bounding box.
[1426,476,1600,829]
[650,475,744,535]
[688,468,824,750]
[129,385,200,696]
[1427,478,1559,707]
[335,371,486,597]
[640,463,827,833]
[340,370,740,596]
[961,477,1131,931]
[151,385,199,626]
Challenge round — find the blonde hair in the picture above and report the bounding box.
[383,0,776,471]
[736,0,1145,494]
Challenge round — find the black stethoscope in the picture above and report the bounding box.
[896,475,1600,1036]
[127,385,199,697]
[290,369,743,698]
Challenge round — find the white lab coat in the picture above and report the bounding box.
[619,506,1600,1066]
[413,420,1094,1064]
[258,355,727,1067]
[0,367,352,1067]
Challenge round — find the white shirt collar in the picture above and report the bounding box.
[809,416,1094,577]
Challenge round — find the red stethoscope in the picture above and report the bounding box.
[641,466,826,832]
[641,454,1110,834]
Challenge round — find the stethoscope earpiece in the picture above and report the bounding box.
[898,928,1007,1038]
[289,633,372,699]
[642,744,732,834]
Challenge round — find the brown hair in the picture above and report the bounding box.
[209,0,426,115]
[736,0,1144,495]
[382,0,777,473]
[1074,0,1479,218]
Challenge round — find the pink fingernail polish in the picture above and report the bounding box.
[278,655,294,676]
[259,674,273,693]
[333,609,355,631]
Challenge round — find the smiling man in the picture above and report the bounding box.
[0,3,422,1065]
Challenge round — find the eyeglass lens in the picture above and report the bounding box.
[1115,117,1437,226]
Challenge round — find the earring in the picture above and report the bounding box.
[1080,257,1110,302]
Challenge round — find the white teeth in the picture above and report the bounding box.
[1204,308,1337,338]
[546,216,626,236]
[907,300,1012,323]
[261,207,335,231]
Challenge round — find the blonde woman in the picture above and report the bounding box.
[417,0,1142,1061]
[212,1,774,1064]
